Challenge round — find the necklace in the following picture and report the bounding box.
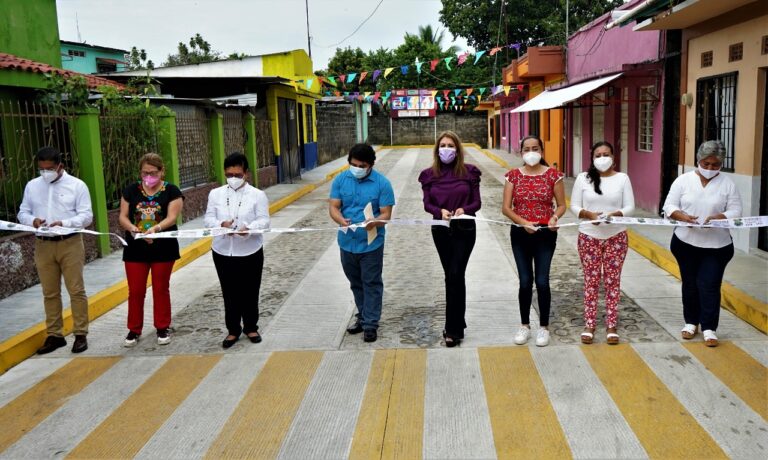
[140,181,165,200]
[226,188,244,222]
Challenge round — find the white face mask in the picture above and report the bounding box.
[349,165,369,179]
[698,165,720,180]
[522,151,542,166]
[40,169,59,183]
[593,156,613,172]
[227,177,245,189]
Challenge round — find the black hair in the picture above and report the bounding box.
[224,152,249,172]
[587,141,614,195]
[348,143,376,166]
[35,146,62,164]
[519,135,548,166]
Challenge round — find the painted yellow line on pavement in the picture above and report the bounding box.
[479,347,571,459]
[0,357,119,453]
[683,341,767,420]
[349,349,396,460]
[381,348,426,460]
[204,351,322,459]
[67,355,219,459]
[582,344,728,459]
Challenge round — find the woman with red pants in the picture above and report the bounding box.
[119,153,183,347]
[570,141,635,345]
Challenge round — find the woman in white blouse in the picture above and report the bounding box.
[663,140,741,347]
[570,141,635,345]
[204,153,271,349]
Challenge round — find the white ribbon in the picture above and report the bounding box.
[0,220,128,246]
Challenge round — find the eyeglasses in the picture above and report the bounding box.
[141,171,161,178]
[225,173,245,178]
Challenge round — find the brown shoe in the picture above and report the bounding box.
[37,336,67,355]
[72,335,88,353]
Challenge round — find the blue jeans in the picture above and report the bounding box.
[340,245,385,330]
[670,234,734,331]
[510,226,557,326]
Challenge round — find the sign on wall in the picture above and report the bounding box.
[391,89,436,118]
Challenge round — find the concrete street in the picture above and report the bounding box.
[0,147,765,459]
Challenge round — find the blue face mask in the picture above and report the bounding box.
[349,165,369,179]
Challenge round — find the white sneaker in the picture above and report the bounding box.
[124,332,139,348]
[157,329,171,345]
[514,326,531,345]
[535,328,550,347]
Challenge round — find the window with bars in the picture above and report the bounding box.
[638,86,654,152]
[701,50,713,67]
[695,72,737,171]
[305,105,314,142]
[67,49,85,57]
[729,43,743,62]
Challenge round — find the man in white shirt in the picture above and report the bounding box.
[204,153,270,348]
[18,147,93,354]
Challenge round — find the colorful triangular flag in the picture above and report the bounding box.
[430,59,439,72]
[473,50,486,65]
[384,67,394,78]
[359,71,368,83]
[444,57,453,71]
[400,65,409,75]
[372,69,382,81]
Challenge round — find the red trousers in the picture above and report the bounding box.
[577,231,628,329]
[125,261,175,334]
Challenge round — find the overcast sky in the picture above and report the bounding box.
[56,0,470,71]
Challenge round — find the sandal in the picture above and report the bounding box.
[580,328,595,344]
[443,330,461,348]
[606,328,619,345]
[681,324,697,340]
[702,329,718,347]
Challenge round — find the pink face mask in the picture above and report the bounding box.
[142,175,161,188]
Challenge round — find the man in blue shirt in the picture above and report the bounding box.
[329,144,395,343]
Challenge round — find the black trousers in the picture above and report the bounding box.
[670,234,733,331]
[212,249,264,336]
[431,220,476,339]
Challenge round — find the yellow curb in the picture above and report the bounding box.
[0,160,355,375]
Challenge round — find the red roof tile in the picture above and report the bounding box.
[0,52,125,90]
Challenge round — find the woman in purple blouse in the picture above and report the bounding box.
[418,131,482,347]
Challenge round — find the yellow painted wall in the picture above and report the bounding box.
[684,13,768,175]
[266,85,319,155]
[542,109,564,170]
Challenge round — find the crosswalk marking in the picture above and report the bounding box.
[381,349,426,459]
[635,342,768,458]
[203,351,322,459]
[478,347,572,459]
[277,351,372,459]
[349,349,397,460]
[67,355,220,459]
[0,356,119,453]
[683,341,767,420]
[582,344,728,459]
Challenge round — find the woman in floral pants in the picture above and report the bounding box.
[570,142,635,344]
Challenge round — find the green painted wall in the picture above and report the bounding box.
[0,0,62,67]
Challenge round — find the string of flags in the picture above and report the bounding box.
[295,40,525,94]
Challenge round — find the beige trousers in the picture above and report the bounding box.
[34,235,89,336]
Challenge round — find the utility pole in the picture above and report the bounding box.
[305,0,312,60]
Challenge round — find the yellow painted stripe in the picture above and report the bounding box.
[67,355,219,459]
[0,357,119,453]
[684,341,767,420]
[349,350,396,460]
[381,348,426,460]
[204,351,322,459]
[479,347,571,459]
[582,344,728,459]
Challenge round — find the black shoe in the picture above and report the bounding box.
[72,335,88,353]
[37,336,66,355]
[222,335,239,349]
[246,332,262,343]
[443,330,461,348]
[363,329,377,343]
[347,322,364,334]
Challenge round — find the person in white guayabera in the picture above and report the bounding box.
[570,141,635,345]
[18,146,93,354]
[663,140,742,347]
[204,153,270,349]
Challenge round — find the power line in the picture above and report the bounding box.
[313,0,385,48]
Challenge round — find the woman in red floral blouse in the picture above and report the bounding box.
[501,135,566,347]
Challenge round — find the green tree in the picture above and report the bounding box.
[163,33,221,67]
[439,0,623,52]
[126,47,154,71]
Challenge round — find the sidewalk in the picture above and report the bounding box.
[480,147,768,333]
[0,155,352,373]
